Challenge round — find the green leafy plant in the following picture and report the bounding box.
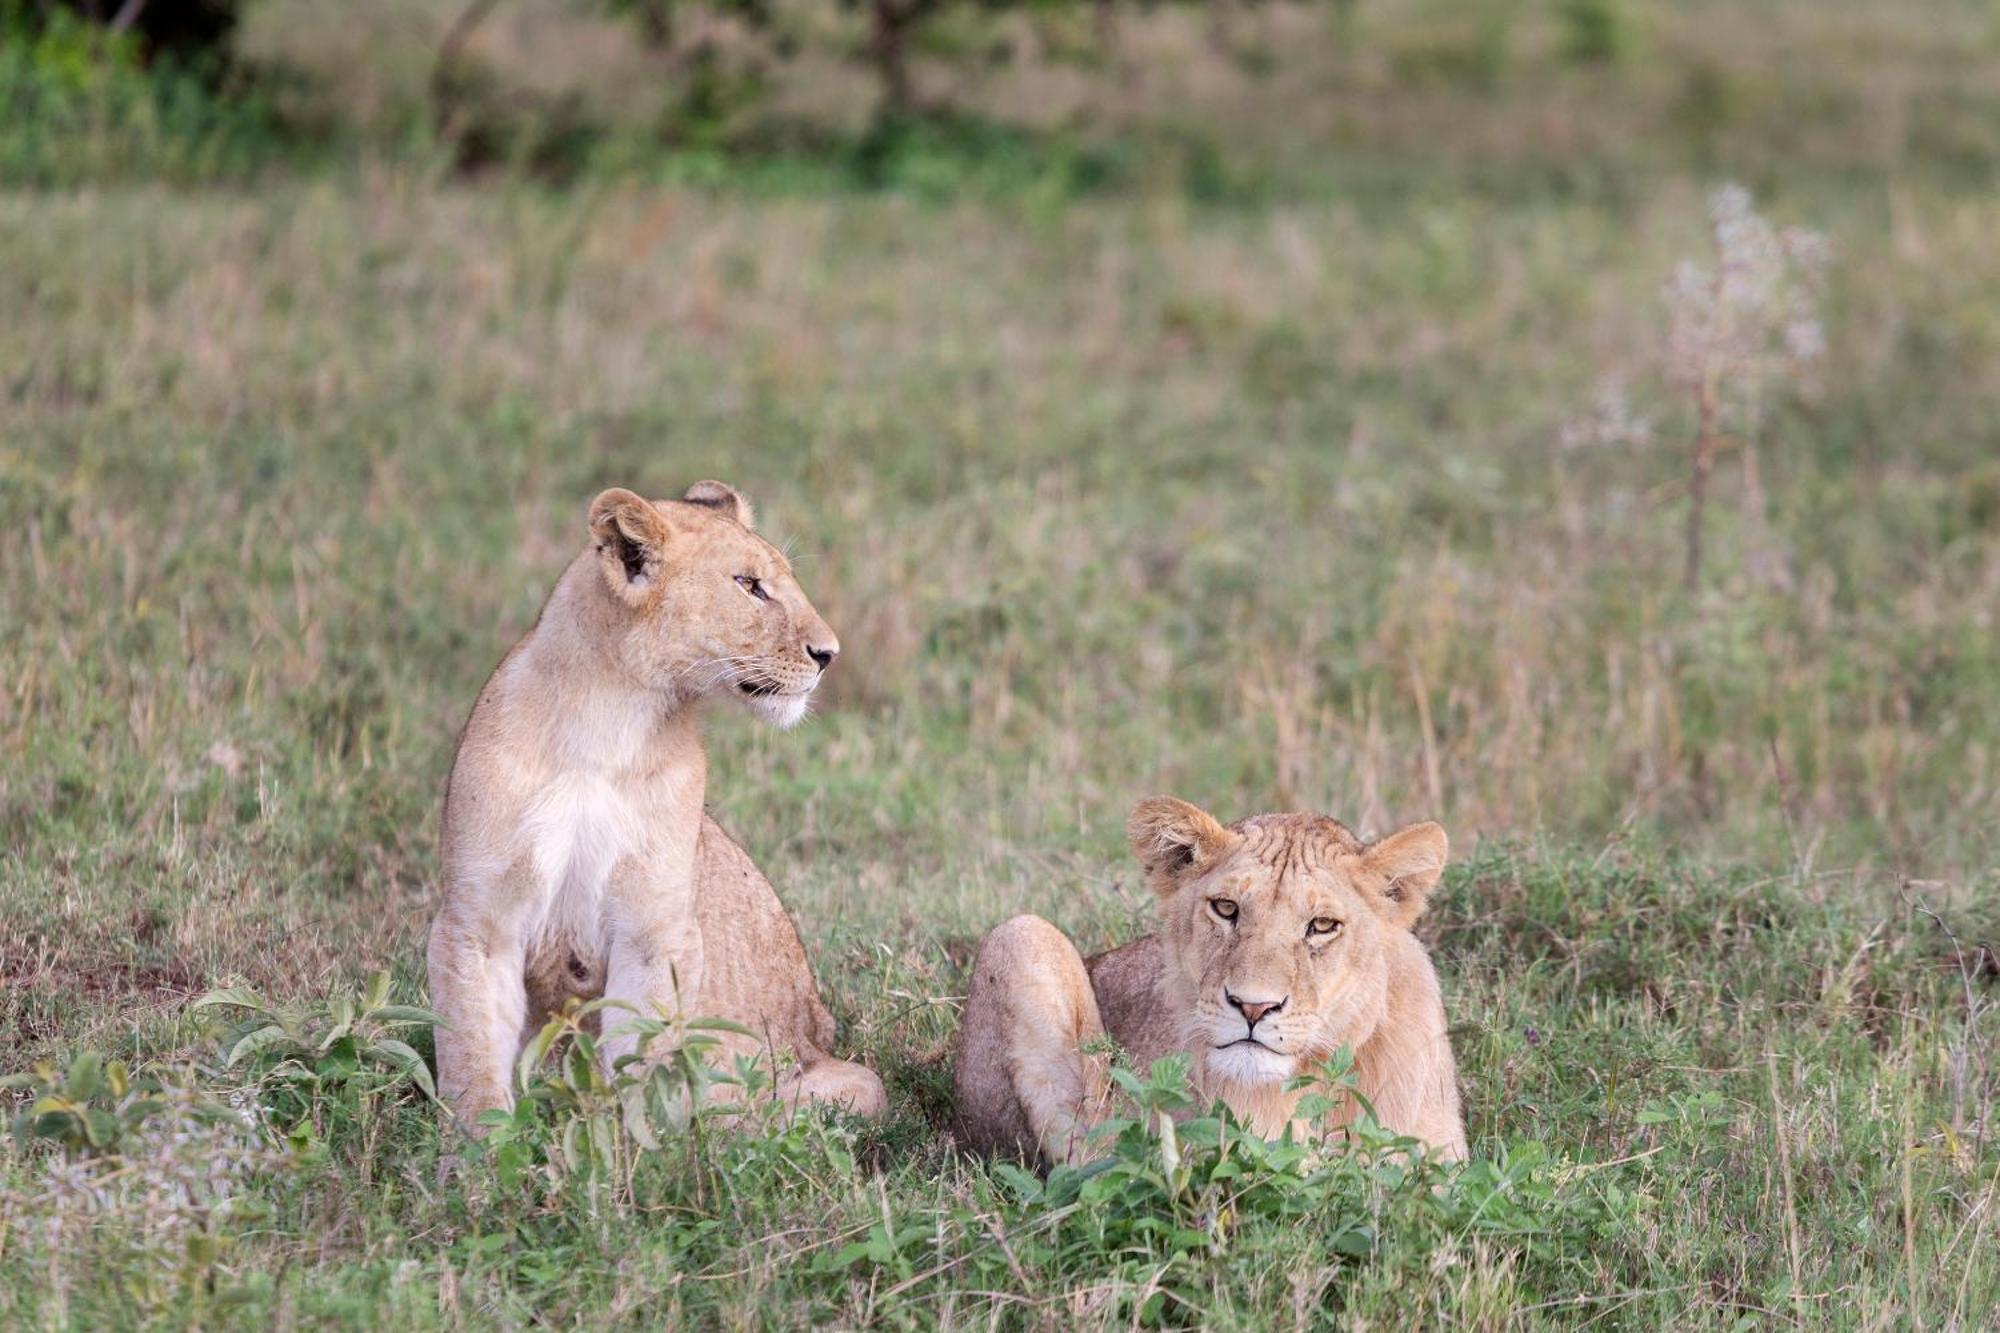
[472,999,771,1208]
[811,1053,1644,1325]
[1555,0,1631,66]
[192,972,442,1129]
[6,1051,177,1154]
[0,1,279,184]
[2,1052,282,1322]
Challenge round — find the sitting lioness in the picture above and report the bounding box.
[428,481,885,1129]
[953,797,1465,1165]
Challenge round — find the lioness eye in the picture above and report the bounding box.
[734,575,770,602]
[1209,898,1238,923]
[1307,917,1342,939]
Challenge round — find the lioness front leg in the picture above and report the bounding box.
[596,868,708,1072]
[427,902,530,1130]
[952,915,1111,1167]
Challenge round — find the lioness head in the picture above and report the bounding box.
[586,482,838,727]
[1127,797,1449,1089]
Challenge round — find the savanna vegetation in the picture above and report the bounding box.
[3,0,1997,1326]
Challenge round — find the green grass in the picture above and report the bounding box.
[4,3,2000,1326]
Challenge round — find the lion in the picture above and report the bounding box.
[952,797,1465,1166]
[428,481,885,1130]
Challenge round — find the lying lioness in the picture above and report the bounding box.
[428,482,884,1130]
[953,797,1466,1165]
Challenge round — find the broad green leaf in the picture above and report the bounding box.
[1332,1227,1375,1258]
[993,1162,1043,1200]
[65,1052,104,1101]
[83,1107,119,1147]
[516,1018,562,1088]
[823,1241,875,1271]
[369,1039,437,1099]
[192,987,266,1014]
[226,1023,293,1067]
[620,1082,659,1151]
[372,1005,444,1027]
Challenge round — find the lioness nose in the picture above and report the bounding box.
[1226,991,1285,1028]
[806,641,838,671]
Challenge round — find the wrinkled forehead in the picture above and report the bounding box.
[1209,814,1366,897]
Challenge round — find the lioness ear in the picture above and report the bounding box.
[1360,821,1449,928]
[680,480,754,530]
[589,487,673,602]
[1127,796,1236,897]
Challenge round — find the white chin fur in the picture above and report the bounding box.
[743,691,812,729]
[1206,1041,1295,1086]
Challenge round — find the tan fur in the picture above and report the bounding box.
[953,798,1465,1166]
[428,482,885,1130]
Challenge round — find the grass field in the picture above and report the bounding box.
[4,2,2000,1327]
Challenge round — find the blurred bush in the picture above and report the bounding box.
[1555,0,1630,66]
[0,2,281,184]
[36,0,244,68]
[8,1,2000,195]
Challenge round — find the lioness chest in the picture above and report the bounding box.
[514,765,695,1015]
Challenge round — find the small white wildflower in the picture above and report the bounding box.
[1709,182,1754,225]
[205,741,245,779]
[1558,378,1655,450]
[1783,319,1825,363]
[36,1086,279,1293]
[1780,226,1832,273]
[1657,184,1832,588]
[1663,183,1829,410]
